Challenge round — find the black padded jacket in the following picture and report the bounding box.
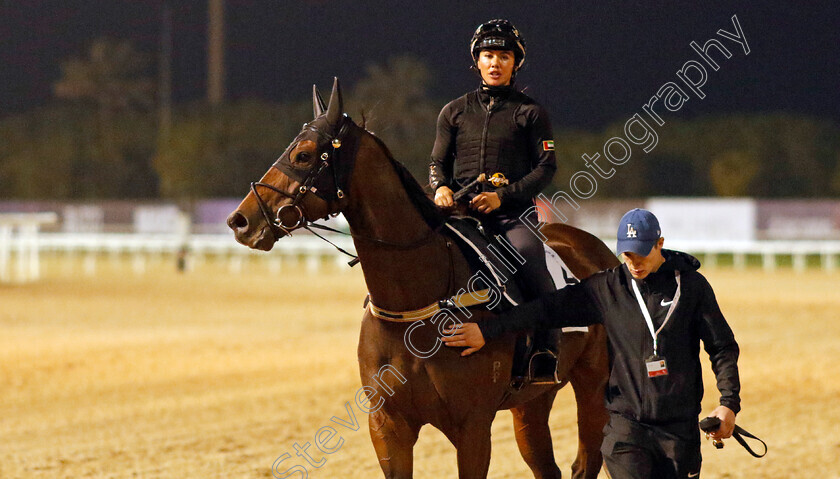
[479,250,741,424]
[428,85,557,214]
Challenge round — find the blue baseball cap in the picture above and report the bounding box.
[616,208,661,256]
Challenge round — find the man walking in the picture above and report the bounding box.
[442,208,741,478]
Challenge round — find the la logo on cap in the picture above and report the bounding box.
[626,223,637,238]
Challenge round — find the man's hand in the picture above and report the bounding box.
[708,405,736,440]
[434,186,454,208]
[470,192,501,214]
[441,322,486,356]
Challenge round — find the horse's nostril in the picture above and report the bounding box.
[227,211,249,231]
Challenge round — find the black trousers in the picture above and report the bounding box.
[485,209,556,301]
[601,413,702,479]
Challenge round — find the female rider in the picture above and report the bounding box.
[429,19,557,300]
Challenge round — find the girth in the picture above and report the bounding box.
[364,288,497,323]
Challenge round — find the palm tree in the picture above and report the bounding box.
[53,37,156,196]
[53,37,154,114]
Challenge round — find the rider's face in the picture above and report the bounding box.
[477,49,515,86]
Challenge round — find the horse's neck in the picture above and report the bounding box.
[343,135,451,310]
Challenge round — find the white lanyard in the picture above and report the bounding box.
[631,271,681,357]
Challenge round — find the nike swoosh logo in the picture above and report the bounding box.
[687,472,700,478]
[661,299,673,307]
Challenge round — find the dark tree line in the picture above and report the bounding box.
[2,38,839,200]
[554,114,840,198]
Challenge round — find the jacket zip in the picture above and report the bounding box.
[479,96,495,182]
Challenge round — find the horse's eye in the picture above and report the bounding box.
[295,152,312,164]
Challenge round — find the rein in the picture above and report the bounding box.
[249,115,479,322]
[250,112,487,322]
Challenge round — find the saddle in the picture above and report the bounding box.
[443,216,523,311]
[443,216,585,388]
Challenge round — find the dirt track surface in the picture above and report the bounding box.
[1,257,838,478]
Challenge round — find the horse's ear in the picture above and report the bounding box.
[312,84,326,118]
[325,77,343,125]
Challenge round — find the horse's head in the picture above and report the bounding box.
[227,78,356,250]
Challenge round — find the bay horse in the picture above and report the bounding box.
[227,78,618,479]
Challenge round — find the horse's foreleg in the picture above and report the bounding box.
[568,329,610,479]
[452,419,493,479]
[368,409,420,479]
[510,390,563,479]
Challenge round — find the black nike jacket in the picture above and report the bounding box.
[479,249,741,424]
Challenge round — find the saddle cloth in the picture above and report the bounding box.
[443,217,588,334]
[543,243,589,333]
[443,217,522,312]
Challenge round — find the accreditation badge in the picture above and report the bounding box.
[645,355,668,378]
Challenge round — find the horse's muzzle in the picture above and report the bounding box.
[227,210,281,250]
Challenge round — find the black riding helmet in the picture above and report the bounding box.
[470,19,526,71]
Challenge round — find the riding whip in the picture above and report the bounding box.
[452,173,510,201]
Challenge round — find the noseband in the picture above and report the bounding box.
[250,117,352,239]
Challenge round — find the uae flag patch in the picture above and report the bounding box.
[542,140,555,151]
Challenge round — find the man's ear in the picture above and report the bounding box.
[657,237,665,250]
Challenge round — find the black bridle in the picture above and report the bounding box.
[250,118,349,236]
[249,115,440,266]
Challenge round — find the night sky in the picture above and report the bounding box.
[1,1,838,130]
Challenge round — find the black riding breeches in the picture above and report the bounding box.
[486,209,556,301]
